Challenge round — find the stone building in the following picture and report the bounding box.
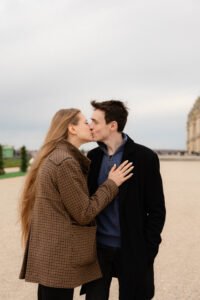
[2,145,14,158]
[187,97,200,154]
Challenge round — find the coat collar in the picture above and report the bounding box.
[88,135,136,200]
[97,133,128,156]
[122,135,136,157]
[56,140,91,174]
[97,135,136,158]
[90,136,136,173]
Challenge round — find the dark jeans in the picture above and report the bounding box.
[38,284,74,300]
[85,245,122,300]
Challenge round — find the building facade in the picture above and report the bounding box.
[187,97,200,154]
[2,145,14,158]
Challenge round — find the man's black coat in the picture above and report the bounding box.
[87,136,166,300]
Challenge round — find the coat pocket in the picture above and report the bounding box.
[70,225,97,267]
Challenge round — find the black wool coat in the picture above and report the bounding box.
[86,136,166,300]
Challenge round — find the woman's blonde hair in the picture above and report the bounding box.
[19,108,80,245]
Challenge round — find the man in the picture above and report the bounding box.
[82,100,166,300]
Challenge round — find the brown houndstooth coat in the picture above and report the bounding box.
[19,140,118,288]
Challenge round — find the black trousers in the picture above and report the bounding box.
[85,245,152,300]
[85,245,122,300]
[38,284,74,300]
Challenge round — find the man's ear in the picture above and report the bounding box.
[110,121,118,131]
[68,124,76,135]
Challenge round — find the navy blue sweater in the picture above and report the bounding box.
[96,134,127,248]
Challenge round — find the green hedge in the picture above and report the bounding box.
[3,158,21,168]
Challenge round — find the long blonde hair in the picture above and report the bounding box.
[19,108,80,245]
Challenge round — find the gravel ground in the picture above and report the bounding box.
[0,161,200,300]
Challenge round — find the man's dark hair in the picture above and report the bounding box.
[91,100,129,132]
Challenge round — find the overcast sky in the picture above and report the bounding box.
[0,0,199,151]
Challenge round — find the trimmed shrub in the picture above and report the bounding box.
[0,145,5,175]
[20,146,28,172]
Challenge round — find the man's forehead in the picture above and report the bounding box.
[91,109,105,120]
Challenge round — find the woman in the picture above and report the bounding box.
[19,108,133,300]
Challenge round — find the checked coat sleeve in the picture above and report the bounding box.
[56,157,118,225]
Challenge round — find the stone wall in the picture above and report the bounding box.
[187,97,200,153]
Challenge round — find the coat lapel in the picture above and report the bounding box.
[118,137,136,205]
[88,137,136,205]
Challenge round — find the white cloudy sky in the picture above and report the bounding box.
[0,0,199,150]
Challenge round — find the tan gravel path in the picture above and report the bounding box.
[0,161,200,299]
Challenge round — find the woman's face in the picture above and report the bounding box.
[72,112,93,143]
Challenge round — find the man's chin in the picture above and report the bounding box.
[91,133,103,142]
